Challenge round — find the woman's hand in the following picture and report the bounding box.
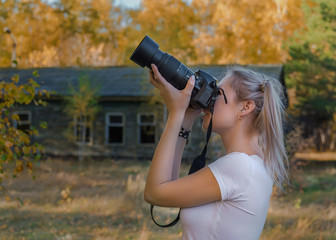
[149,64,196,116]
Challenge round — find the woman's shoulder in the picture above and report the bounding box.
[209,152,254,176]
[215,152,257,165]
[208,152,255,199]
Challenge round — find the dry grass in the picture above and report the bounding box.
[0,158,335,240]
[295,152,336,161]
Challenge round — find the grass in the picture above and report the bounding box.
[261,166,336,240]
[0,158,335,240]
[294,152,336,161]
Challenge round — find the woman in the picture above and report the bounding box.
[144,64,288,240]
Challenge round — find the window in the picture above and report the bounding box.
[13,111,31,133]
[106,113,124,144]
[74,116,92,143]
[138,113,156,144]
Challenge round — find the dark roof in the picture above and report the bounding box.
[0,65,283,98]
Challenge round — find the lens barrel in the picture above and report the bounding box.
[130,35,194,90]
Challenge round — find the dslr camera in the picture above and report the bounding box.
[130,35,220,109]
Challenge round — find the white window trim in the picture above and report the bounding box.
[73,116,93,145]
[13,111,31,129]
[137,112,156,145]
[105,112,125,145]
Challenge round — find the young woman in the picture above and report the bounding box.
[144,64,288,240]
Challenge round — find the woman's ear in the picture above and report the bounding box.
[239,100,256,117]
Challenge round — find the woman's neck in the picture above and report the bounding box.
[219,122,260,157]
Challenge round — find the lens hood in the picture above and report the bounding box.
[130,35,159,68]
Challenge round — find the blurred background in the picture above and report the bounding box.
[0,0,335,239]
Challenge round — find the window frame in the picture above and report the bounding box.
[73,115,93,145]
[12,111,32,132]
[137,112,156,145]
[105,112,125,145]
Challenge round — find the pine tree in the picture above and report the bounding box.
[285,0,336,151]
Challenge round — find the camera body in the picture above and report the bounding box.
[130,35,218,109]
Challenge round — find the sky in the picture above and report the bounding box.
[114,0,141,9]
[113,0,192,9]
[47,0,190,9]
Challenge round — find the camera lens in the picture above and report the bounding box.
[130,35,194,90]
[130,36,159,68]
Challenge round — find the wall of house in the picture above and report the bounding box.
[11,98,225,161]
[11,98,165,160]
[95,100,163,160]
[12,100,79,157]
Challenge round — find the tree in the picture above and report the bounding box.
[1,0,305,67]
[127,0,305,65]
[0,0,62,67]
[63,73,100,161]
[285,0,336,151]
[0,0,129,67]
[128,0,197,64]
[190,0,305,64]
[0,71,49,200]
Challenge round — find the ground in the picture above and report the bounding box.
[0,158,335,240]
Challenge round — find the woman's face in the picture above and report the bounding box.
[202,77,241,134]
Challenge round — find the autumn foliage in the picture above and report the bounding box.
[0,0,305,67]
[0,72,49,199]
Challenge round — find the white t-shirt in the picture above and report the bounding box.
[180,152,273,240]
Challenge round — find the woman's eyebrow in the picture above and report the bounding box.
[217,87,228,104]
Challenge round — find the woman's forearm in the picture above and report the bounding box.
[144,112,185,200]
[171,116,196,180]
[171,137,187,180]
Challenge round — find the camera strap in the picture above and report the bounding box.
[150,96,216,228]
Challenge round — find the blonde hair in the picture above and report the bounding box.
[225,66,288,189]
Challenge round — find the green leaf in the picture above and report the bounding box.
[17,197,24,205]
[1,154,7,161]
[32,71,39,77]
[39,121,48,129]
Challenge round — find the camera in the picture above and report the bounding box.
[130,35,219,109]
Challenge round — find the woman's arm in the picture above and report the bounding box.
[145,111,184,197]
[171,109,200,180]
[144,63,194,199]
[144,64,220,208]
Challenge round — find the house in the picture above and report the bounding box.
[0,65,286,160]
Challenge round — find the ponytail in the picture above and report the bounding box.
[226,66,288,189]
[262,77,288,189]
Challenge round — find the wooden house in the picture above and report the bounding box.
[0,65,286,160]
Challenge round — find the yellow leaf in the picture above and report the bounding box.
[11,114,19,121]
[23,146,30,155]
[26,161,33,170]
[15,165,24,173]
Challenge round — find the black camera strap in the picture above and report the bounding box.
[150,95,217,228]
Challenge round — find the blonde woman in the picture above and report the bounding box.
[145,64,288,240]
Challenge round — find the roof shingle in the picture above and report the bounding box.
[0,65,283,98]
